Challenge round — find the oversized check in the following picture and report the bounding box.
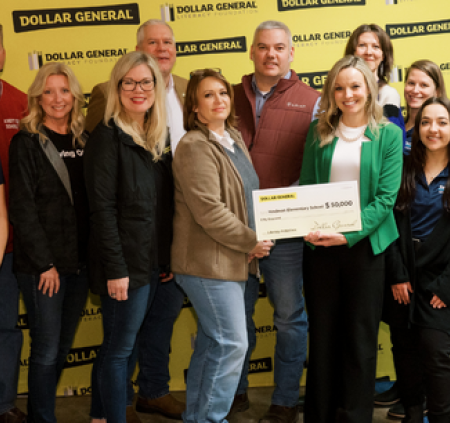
[252,181,361,241]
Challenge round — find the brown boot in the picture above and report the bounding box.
[126,405,142,423]
[0,408,27,423]
[136,393,185,419]
[227,393,250,419]
[259,404,299,423]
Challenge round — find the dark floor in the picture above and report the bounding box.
[16,387,397,422]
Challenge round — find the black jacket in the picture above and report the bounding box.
[84,121,173,295]
[9,130,84,274]
[384,208,450,332]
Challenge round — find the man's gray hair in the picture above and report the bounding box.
[136,19,175,46]
[253,21,292,49]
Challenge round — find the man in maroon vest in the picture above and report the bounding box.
[0,24,28,423]
[232,20,320,423]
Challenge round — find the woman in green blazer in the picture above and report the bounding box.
[299,55,403,423]
[384,97,450,423]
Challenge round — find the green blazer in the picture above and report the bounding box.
[299,120,403,255]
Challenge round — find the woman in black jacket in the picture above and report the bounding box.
[385,97,450,423]
[9,62,89,423]
[84,51,168,423]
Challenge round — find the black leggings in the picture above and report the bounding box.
[392,325,450,419]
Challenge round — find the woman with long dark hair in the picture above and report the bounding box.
[385,97,450,423]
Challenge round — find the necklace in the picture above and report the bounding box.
[337,122,367,143]
[425,170,442,183]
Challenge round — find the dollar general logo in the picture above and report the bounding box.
[176,36,246,57]
[28,51,43,70]
[385,0,418,4]
[440,62,450,73]
[65,386,92,396]
[81,307,102,321]
[249,357,272,373]
[386,19,450,40]
[255,325,277,339]
[278,0,365,12]
[297,71,328,89]
[13,4,139,33]
[390,65,403,83]
[161,4,175,22]
[27,48,129,70]
[17,313,29,329]
[259,281,267,298]
[182,294,193,308]
[161,1,258,21]
[64,345,101,369]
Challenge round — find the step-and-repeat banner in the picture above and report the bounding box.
[1,0,450,396]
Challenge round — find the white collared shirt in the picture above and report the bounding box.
[165,74,186,155]
[210,129,235,153]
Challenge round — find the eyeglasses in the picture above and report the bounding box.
[189,68,222,79]
[120,78,156,91]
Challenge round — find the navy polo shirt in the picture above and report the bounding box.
[411,165,449,240]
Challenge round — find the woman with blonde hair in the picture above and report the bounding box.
[84,51,169,423]
[9,62,89,423]
[300,55,403,423]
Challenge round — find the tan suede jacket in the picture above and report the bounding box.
[171,126,258,282]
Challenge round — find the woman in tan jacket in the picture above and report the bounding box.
[171,69,272,423]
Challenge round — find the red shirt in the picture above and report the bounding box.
[0,80,28,253]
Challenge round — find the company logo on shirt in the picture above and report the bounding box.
[161,1,258,21]
[386,19,450,40]
[439,185,445,194]
[13,4,140,33]
[277,0,365,12]
[176,36,247,57]
[3,118,21,129]
[59,149,85,159]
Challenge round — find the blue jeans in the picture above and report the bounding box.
[237,240,308,407]
[137,276,185,399]
[90,271,157,423]
[175,274,247,423]
[17,267,89,423]
[0,253,22,414]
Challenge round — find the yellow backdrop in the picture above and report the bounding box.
[1,0,450,396]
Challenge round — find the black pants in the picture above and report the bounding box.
[392,325,450,420]
[303,238,385,423]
